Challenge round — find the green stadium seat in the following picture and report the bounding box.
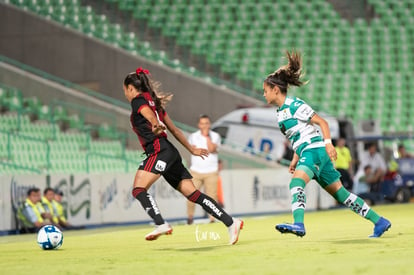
[5,94,23,112]
[52,105,69,124]
[118,0,134,12]
[67,114,84,130]
[36,105,51,121]
[0,86,7,108]
[23,96,41,114]
[97,123,119,140]
[6,0,414,150]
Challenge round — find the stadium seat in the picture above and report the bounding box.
[36,105,51,121]
[4,0,414,151]
[0,84,147,175]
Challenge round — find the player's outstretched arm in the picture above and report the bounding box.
[163,113,209,158]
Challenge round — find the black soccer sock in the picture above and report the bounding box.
[187,190,233,227]
[132,187,165,225]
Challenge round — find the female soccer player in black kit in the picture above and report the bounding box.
[123,67,243,244]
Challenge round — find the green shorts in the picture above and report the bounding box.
[296,147,341,188]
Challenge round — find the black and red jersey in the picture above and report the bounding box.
[130,92,167,151]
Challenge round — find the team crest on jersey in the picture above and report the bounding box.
[148,100,155,107]
[278,109,292,121]
[155,160,166,172]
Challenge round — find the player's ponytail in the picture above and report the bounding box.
[264,51,305,94]
[124,68,172,112]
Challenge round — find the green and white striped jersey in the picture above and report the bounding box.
[277,96,324,155]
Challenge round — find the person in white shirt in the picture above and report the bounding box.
[357,143,387,192]
[187,114,221,224]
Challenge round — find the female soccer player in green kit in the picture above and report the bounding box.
[263,51,391,238]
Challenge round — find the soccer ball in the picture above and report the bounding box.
[37,225,63,250]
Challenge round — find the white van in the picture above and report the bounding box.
[212,107,342,161]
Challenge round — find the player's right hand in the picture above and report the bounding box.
[289,162,297,174]
[152,124,166,135]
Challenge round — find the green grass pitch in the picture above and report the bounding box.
[1,203,413,275]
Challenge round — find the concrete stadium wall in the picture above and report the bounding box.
[0,62,134,140]
[0,3,262,127]
[0,62,283,167]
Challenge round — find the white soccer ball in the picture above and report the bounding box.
[37,225,63,250]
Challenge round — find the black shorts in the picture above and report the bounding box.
[139,138,192,189]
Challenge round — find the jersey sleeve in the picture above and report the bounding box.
[131,97,149,114]
[293,103,315,122]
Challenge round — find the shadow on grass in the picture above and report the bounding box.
[330,237,394,244]
[153,237,264,251]
[154,244,227,252]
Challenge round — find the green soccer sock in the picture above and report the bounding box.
[290,178,307,224]
[333,186,380,224]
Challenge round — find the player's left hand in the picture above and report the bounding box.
[192,148,209,159]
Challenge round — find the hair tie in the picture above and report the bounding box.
[136,67,150,75]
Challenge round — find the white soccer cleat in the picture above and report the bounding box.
[145,223,173,241]
[228,218,244,245]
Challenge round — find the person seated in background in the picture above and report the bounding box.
[397,144,413,159]
[353,165,383,205]
[52,189,70,228]
[357,143,387,192]
[353,165,377,195]
[18,187,53,233]
[52,189,85,230]
[41,187,59,225]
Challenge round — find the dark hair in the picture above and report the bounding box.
[363,165,372,171]
[123,69,172,112]
[43,187,54,195]
[264,51,305,94]
[27,187,40,196]
[198,114,210,121]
